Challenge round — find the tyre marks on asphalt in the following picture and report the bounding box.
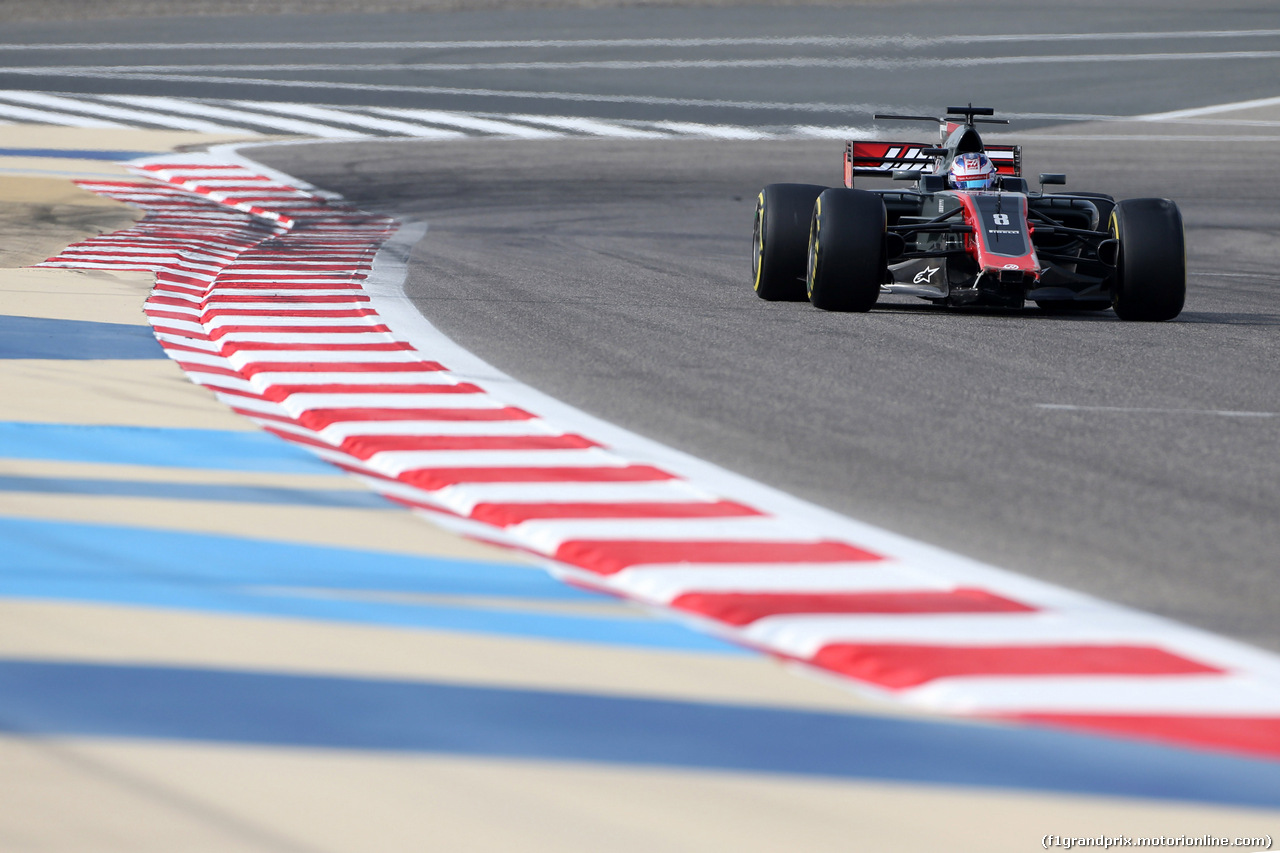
[37,151,1280,762]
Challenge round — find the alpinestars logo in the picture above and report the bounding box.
[913,266,940,284]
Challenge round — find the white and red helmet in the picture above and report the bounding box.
[948,152,997,189]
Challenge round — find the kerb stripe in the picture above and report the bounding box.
[810,644,1223,689]
[670,589,1036,625]
[38,155,1280,762]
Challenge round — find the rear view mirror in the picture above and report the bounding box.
[1039,173,1067,186]
[885,232,906,260]
[1096,238,1120,267]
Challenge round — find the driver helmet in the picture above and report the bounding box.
[948,152,997,189]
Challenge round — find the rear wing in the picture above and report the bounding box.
[843,141,1022,188]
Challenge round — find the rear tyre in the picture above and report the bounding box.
[805,188,886,312]
[1110,198,1186,322]
[753,183,825,301]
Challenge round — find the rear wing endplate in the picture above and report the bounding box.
[843,141,1022,188]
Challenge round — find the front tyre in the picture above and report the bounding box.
[1110,198,1186,322]
[753,183,826,301]
[805,188,886,312]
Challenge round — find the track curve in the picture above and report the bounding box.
[254,132,1280,653]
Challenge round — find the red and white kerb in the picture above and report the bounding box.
[39,153,1280,762]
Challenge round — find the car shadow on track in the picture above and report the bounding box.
[872,301,1120,321]
[1177,311,1280,326]
[872,304,1280,325]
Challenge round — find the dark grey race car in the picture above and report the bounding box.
[752,106,1185,321]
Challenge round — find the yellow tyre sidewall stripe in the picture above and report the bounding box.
[806,196,822,300]
[752,191,766,292]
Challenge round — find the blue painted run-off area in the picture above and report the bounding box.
[3,660,1279,807]
[0,147,158,161]
[0,421,737,650]
[0,422,337,472]
[0,315,167,360]
[0,473,394,508]
[0,516,741,653]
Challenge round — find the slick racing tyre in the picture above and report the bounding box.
[753,183,825,301]
[1110,198,1186,322]
[805,188,886,312]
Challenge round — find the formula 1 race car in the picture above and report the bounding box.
[751,106,1185,320]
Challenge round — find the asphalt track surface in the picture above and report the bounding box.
[6,2,1279,651]
[2,1,1280,129]
[249,129,1280,656]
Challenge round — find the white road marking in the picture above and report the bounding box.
[1138,93,1280,120]
[208,333,398,346]
[138,73,881,115]
[210,289,367,298]
[313,420,561,442]
[2,30,1279,51]
[209,393,285,416]
[0,88,868,137]
[507,516,824,546]
[651,121,770,140]
[791,125,884,139]
[57,151,1280,750]
[224,349,424,365]
[505,113,673,139]
[245,371,453,386]
[11,73,1277,133]
[228,100,468,138]
[617,565,953,601]
[97,94,365,138]
[1037,404,1277,417]
[202,316,385,330]
[0,98,129,127]
[742,611,1227,653]
[908,674,1280,715]
[1005,134,1280,141]
[430,480,717,510]
[0,90,241,133]
[366,107,561,139]
[358,448,628,474]
[16,51,1280,75]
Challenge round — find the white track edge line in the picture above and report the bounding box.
[67,138,1259,718]
[191,141,1280,687]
